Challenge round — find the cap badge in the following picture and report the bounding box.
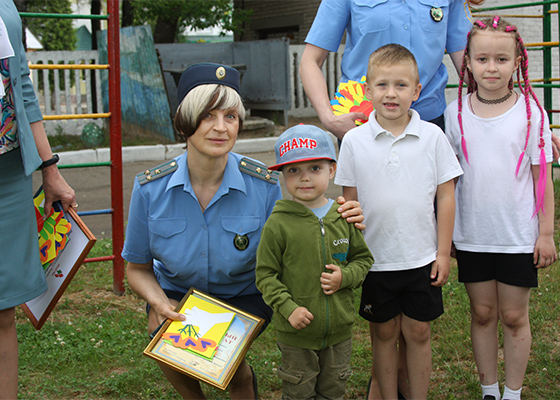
[216,66,226,80]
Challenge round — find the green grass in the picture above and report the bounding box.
[15,189,560,399]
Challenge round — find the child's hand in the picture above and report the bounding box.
[288,307,314,330]
[336,196,366,230]
[321,264,343,295]
[430,254,450,287]
[534,234,557,268]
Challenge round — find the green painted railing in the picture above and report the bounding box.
[58,162,112,169]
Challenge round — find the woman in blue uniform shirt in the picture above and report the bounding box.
[123,63,364,399]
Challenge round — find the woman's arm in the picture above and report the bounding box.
[31,121,76,215]
[126,261,186,327]
[299,44,366,140]
[449,50,465,77]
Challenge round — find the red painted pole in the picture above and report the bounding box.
[84,255,115,263]
[107,0,125,295]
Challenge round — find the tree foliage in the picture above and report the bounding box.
[129,0,251,43]
[23,0,76,51]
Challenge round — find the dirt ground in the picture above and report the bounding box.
[237,115,323,139]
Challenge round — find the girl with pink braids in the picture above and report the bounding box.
[444,16,557,400]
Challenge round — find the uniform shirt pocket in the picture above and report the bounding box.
[417,0,450,33]
[221,216,262,262]
[148,217,188,265]
[352,0,390,34]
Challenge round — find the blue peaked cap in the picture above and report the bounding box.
[177,63,240,103]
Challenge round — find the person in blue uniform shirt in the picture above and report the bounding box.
[122,62,365,400]
[299,0,483,139]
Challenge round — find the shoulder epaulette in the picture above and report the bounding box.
[238,157,279,184]
[136,159,178,185]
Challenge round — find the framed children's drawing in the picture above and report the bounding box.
[21,189,96,330]
[143,288,264,390]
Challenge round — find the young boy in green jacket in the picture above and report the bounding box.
[256,124,373,399]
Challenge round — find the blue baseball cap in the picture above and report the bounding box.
[177,63,240,103]
[269,124,337,171]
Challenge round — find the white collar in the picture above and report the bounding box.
[369,109,421,140]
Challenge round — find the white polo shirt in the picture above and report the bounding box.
[335,110,463,271]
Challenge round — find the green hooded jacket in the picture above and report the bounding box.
[256,199,373,350]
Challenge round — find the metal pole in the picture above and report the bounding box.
[557,1,560,131]
[107,0,125,295]
[543,3,552,122]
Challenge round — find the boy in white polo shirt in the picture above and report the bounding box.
[335,44,463,399]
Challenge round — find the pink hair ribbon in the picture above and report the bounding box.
[474,20,486,29]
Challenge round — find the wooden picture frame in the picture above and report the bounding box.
[144,288,264,390]
[21,206,96,330]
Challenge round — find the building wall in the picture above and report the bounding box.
[233,0,320,43]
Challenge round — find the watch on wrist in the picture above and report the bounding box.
[40,154,60,169]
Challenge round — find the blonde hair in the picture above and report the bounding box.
[367,44,419,83]
[174,84,245,141]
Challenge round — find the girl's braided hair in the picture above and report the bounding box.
[457,16,547,214]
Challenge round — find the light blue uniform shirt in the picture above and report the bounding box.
[122,152,282,298]
[305,0,472,121]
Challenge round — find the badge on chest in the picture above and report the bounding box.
[233,234,249,251]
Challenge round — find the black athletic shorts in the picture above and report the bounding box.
[359,263,444,323]
[456,250,538,287]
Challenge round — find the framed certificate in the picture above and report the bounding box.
[144,288,264,390]
[21,201,96,330]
